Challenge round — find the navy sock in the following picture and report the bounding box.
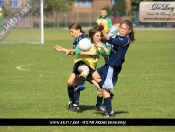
[67,86,74,103]
[78,75,86,85]
[74,91,80,106]
[96,94,103,107]
[104,97,112,114]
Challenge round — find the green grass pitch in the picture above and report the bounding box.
[0,29,175,132]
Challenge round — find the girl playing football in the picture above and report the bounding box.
[54,22,88,112]
[54,24,110,112]
[92,20,135,117]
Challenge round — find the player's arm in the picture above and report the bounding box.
[96,40,108,53]
[100,23,129,47]
[75,45,97,56]
[97,43,110,57]
[107,36,130,47]
[66,49,76,55]
[80,51,97,56]
[54,45,75,55]
[100,23,119,40]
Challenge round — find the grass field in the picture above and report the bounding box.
[0,29,175,132]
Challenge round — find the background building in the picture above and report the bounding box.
[44,0,131,28]
[0,0,25,7]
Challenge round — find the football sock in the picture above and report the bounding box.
[104,97,112,114]
[78,74,86,85]
[73,74,86,106]
[67,86,74,103]
[74,91,80,106]
[96,94,103,107]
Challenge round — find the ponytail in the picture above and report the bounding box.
[80,29,88,37]
[129,30,135,43]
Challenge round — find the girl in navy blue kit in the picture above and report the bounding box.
[92,20,135,117]
[54,22,88,111]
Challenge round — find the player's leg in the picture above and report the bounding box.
[91,80,102,94]
[67,72,76,110]
[75,65,89,91]
[91,80,106,112]
[102,88,115,117]
[93,69,115,100]
[92,71,106,112]
[94,66,115,117]
[103,66,122,117]
[102,66,114,117]
[73,65,89,112]
[92,70,102,83]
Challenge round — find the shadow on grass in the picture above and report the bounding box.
[79,105,96,113]
[115,111,129,114]
[79,105,129,116]
[94,110,129,116]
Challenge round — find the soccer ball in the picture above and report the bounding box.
[78,38,92,51]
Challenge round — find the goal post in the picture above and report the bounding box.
[0,0,45,44]
[40,0,44,44]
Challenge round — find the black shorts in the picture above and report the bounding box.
[72,61,95,83]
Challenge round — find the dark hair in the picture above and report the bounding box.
[69,22,88,37]
[120,20,135,42]
[88,26,103,43]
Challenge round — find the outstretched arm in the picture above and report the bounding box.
[79,51,97,56]
[53,45,75,56]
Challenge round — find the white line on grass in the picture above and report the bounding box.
[16,64,34,71]
[16,64,55,74]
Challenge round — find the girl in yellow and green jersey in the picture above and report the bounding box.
[96,8,113,63]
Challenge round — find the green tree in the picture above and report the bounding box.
[44,0,73,27]
[111,0,126,17]
[131,0,142,11]
[1,5,13,17]
[44,0,73,12]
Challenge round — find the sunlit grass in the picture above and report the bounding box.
[0,29,175,132]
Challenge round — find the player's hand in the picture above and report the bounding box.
[96,39,102,48]
[65,50,71,56]
[114,23,120,29]
[53,45,62,52]
[99,23,104,31]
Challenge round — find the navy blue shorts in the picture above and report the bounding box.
[97,65,122,91]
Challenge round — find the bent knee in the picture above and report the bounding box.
[92,71,101,81]
[67,79,74,87]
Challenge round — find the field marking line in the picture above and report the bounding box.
[16,63,35,71]
[16,63,55,74]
